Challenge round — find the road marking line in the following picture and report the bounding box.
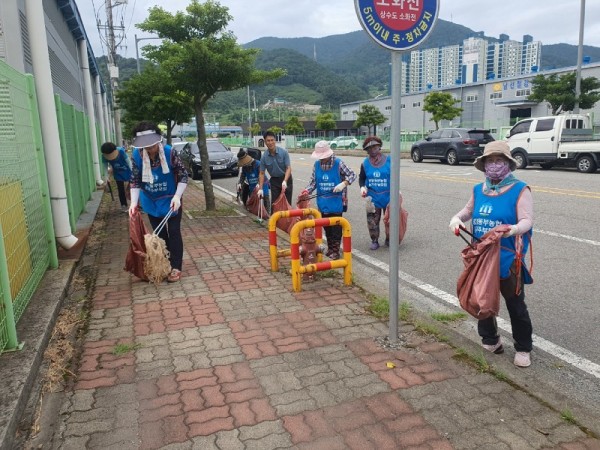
[353,248,600,380]
[534,229,600,246]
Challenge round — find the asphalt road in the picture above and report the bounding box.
[204,152,600,379]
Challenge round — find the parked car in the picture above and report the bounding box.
[179,139,238,180]
[298,138,321,149]
[410,128,494,165]
[329,136,358,149]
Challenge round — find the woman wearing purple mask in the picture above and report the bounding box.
[449,141,534,368]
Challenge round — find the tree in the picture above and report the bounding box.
[138,0,285,210]
[423,92,463,130]
[315,112,336,132]
[250,122,262,137]
[284,116,304,135]
[354,104,386,136]
[117,64,194,144]
[528,73,600,115]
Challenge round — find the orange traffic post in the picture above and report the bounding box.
[268,208,322,272]
[289,217,352,292]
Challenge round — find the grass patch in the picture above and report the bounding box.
[414,320,447,341]
[318,269,338,279]
[430,311,468,323]
[112,343,141,356]
[560,409,576,424]
[366,295,389,319]
[399,302,411,321]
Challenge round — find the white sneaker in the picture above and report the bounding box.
[514,352,531,367]
[482,338,504,354]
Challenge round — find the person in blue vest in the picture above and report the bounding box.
[358,136,391,250]
[128,121,189,283]
[236,149,270,211]
[299,140,356,259]
[449,140,534,368]
[101,142,132,212]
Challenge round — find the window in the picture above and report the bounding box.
[412,101,421,107]
[342,111,348,115]
[565,119,584,129]
[466,94,478,102]
[535,119,555,132]
[509,120,532,136]
[385,106,391,111]
[441,129,453,138]
[489,92,503,100]
[516,89,531,97]
[401,104,406,109]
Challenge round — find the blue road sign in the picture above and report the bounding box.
[355,0,439,51]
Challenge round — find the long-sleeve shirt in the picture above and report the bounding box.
[305,156,356,193]
[454,183,534,235]
[130,147,189,188]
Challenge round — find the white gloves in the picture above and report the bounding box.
[257,189,263,198]
[503,225,518,237]
[360,186,368,198]
[129,188,141,217]
[365,196,376,214]
[333,181,346,193]
[170,195,181,212]
[236,183,241,191]
[282,180,287,191]
[449,216,465,233]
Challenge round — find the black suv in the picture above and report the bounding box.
[411,128,494,165]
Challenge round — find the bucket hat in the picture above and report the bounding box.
[474,141,518,172]
[237,149,254,167]
[311,140,334,159]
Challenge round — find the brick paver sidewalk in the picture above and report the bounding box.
[52,183,599,449]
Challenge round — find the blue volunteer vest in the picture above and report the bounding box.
[244,160,269,195]
[472,181,532,281]
[363,156,391,209]
[132,146,177,217]
[315,158,343,214]
[107,148,132,181]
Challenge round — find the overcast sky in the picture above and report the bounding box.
[78,0,600,59]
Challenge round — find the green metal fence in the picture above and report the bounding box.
[0,61,54,353]
[0,59,98,354]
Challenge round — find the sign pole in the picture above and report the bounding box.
[388,50,402,342]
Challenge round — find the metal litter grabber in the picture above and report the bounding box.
[454,225,481,249]
[143,208,174,284]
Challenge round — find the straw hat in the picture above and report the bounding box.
[311,140,334,159]
[237,149,254,167]
[474,141,518,172]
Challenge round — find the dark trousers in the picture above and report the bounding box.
[148,211,183,271]
[478,268,533,352]
[270,176,293,206]
[116,180,128,207]
[367,208,388,243]
[322,212,342,251]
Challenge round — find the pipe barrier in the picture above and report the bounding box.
[268,208,322,272]
[290,217,352,292]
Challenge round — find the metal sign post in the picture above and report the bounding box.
[355,0,439,343]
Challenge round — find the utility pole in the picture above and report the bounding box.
[104,0,123,145]
[253,91,258,122]
[574,0,586,113]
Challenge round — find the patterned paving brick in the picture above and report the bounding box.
[283,391,448,449]
[250,344,389,416]
[135,324,245,379]
[346,338,456,390]
[311,303,388,342]
[231,310,338,359]
[214,287,303,322]
[75,339,137,390]
[132,295,224,336]
[292,282,365,309]
[92,287,132,310]
[87,306,133,341]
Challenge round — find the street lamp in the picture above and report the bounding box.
[135,34,161,74]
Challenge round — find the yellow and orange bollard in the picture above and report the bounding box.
[268,208,322,272]
[289,217,352,292]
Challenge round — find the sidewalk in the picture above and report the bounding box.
[11,182,600,449]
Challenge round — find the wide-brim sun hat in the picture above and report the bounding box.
[363,136,382,150]
[474,141,518,172]
[237,153,254,167]
[132,130,162,148]
[311,140,334,159]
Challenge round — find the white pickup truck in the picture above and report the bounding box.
[506,114,600,173]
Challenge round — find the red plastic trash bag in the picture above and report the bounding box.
[456,224,511,320]
[245,188,269,221]
[124,209,149,281]
[272,191,299,234]
[383,194,408,244]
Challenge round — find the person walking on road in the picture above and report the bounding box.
[358,136,391,250]
[101,142,132,212]
[258,131,293,207]
[299,140,356,259]
[449,140,534,368]
[128,121,189,283]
